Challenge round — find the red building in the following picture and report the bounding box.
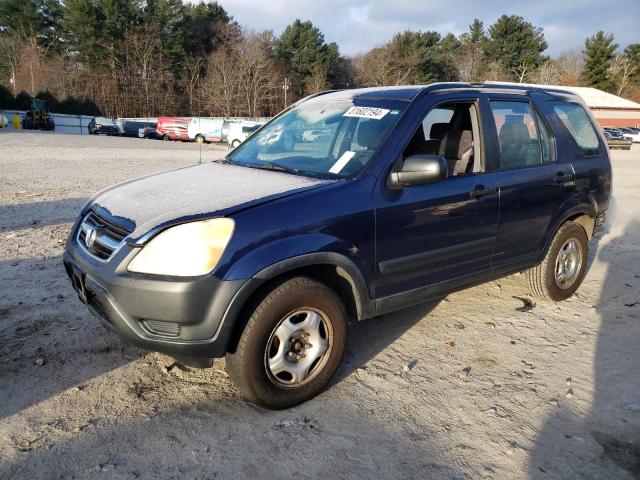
[563,86,640,128]
[488,82,640,129]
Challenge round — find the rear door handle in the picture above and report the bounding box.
[554,172,574,183]
[469,185,498,199]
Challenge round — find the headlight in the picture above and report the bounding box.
[127,218,234,276]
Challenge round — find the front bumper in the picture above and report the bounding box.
[63,228,247,359]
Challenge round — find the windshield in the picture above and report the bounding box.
[227,98,407,179]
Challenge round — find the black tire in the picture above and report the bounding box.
[162,134,170,141]
[22,117,33,130]
[226,277,347,409]
[195,134,205,144]
[231,139,241,148]
[526,221,589,302]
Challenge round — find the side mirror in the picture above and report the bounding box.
[387,154,448,189]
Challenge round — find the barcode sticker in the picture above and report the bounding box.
[329,151,356,174]
[343,107,390,120]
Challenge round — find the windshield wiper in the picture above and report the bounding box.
[242,162,302,175]
[214,156,234,165]
[235,161,336,180]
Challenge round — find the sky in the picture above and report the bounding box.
[211,0,640,57]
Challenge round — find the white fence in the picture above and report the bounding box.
[0,110,94,134]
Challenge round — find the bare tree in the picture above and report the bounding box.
[238,31,279,117]
[610,54,634,96]
[304,64,330,95]
[123,29,162,116]
[479,60,510,82]
[204,45,240,117]
[355,45,421,86]
[183,56,206,114]
[531,61,560,85]
[554,51,584,86]
[456,43,484,82]
[0,33,24,95]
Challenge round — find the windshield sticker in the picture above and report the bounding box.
[329,151,356,174]
[343,107,390,120]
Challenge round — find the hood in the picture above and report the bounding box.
[90,162,330,240]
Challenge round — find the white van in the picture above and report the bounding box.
[188,118,224,143]
[227,122,263,148]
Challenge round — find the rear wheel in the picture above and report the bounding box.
[226,277,347,409]
[22,116,33,130]
[526,221,589,301]
[195,134,205,144]
[162,134,170,141]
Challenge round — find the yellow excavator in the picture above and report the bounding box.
[22,99,55,130]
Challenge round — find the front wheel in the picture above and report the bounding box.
[526,221,589,302]
[231,139,241,148]
[195,134,205,144]
[226,277,347,409]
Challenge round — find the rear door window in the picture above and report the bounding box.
[552,102,601,156]
[490,101,545,169]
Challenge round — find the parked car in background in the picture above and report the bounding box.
[139,125,159,139]
[227,121,262,148]
[603,127,626,138]
[88,117,119,136]
[603,130,632,150]
[64,83,611,409]
[156,117,190,141]
[619,127,640,143]
[121,120,156,138]
[188,118,224,143]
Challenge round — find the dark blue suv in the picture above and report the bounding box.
[64,83,612,408]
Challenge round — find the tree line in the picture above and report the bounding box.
[0,0,638,118]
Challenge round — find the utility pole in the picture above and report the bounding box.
[282,77,290,109]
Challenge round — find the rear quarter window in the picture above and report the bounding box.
[552,102,601,156]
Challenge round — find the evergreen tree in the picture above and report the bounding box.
[62,0,105,66]
[460,18,485,45]
[275,19,342,95]
[624,43,640,84]
[0,0,43,38]
[483,15,548,81]
[582,31,618,92]
[434,33,462,81]
[180,1,231,57]
[388,30,442,83]
[458,19,486,81]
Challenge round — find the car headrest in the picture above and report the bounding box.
[429,122,449,141]
[356,120,380,148]
[499,122,529,147]
[440,129,473,160]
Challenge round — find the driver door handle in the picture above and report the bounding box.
[554,172,575,183]
[470,185,498,199]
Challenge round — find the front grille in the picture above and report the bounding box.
[77,210,133,260]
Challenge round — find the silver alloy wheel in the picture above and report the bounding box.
[196,135,204,144]
[555,238,583,289]
[265,308,332,387]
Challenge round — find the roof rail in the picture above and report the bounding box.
[425,82,473,91]
[482,81,578,95]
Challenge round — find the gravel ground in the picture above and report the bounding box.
[0,131,639,479]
